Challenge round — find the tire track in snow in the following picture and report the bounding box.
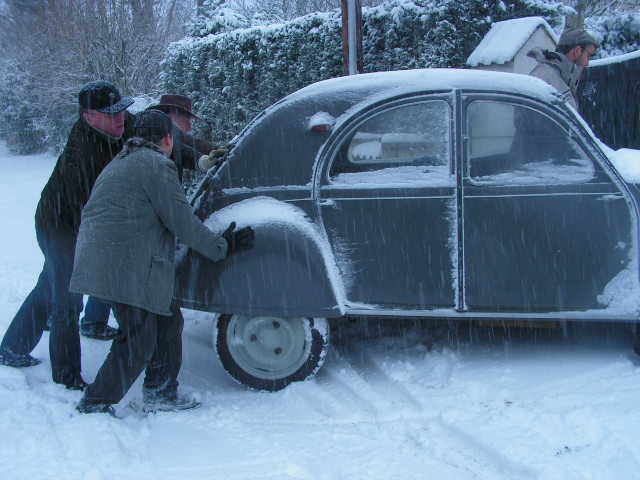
[318,348,385,419]
[288,382,341,419]
[319,366,380,419]
[337,345,424,415]
[151,465,311,480]
[412,417,539,480]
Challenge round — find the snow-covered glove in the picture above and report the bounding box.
[197,147,229,171]
[222,221,255,256]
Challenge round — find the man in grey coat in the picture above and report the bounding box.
[528,28,599,111]
[72,110,254,414]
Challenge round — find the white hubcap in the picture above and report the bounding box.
[226,315,311,380]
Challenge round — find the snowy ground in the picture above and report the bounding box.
[2,143,640,480]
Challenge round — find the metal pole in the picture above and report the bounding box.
[341,0,363,76]
[348,0,357,75]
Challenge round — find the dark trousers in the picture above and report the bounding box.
[83,302,183,405]
[81,297,111,329]
[0,222,83,384]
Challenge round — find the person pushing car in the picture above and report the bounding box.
[72,110,254,414]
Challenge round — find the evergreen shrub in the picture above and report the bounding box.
[163,0,565,143]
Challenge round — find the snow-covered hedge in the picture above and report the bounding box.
[163,0,564,143]
[589,13,640,58]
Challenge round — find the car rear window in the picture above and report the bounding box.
[329,100,452,187]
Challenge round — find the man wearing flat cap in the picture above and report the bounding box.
[0,81,133,389]
[528,28,599,111]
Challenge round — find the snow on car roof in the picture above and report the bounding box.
[287,68,560,106]
[231,68,562,153]
[467,17,559,67]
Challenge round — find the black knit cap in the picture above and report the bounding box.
[133,110,173,142]
[78,80,134,114]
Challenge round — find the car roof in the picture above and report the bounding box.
[226,68,563,189]
[238,68,560,138]
[290,68,560,105]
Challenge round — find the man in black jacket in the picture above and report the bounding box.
[0,81,133,389]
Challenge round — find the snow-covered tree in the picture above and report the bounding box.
[164,0,568,144]
[588,12,640,57]
[560,0,640,28]
[193,0,385,28]
[189,0,249,36]
[0,0,194,153]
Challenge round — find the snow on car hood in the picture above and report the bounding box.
[203,196,346,311]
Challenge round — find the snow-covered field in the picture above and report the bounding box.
[2,143,640,480]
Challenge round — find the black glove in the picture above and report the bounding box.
[222,221,255,255]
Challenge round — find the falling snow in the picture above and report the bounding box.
[3,138,640,480]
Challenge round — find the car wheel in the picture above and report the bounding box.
[214,314,330,391]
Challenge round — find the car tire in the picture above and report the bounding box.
[214,314,330,391]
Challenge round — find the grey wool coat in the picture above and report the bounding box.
[70,138,228,316]
[528,48,584,111]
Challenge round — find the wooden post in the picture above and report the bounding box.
[341,0,363,75]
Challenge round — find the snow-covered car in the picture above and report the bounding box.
[175,68,640,391]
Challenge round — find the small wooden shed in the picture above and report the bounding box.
[467,17,558,74]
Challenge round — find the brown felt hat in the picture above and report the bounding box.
[149,94,203,121]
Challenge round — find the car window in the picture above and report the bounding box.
[467,101,596,186]
[329,100,452,187]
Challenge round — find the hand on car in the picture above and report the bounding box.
[222,221,255,255]
[197,147,228,171]
[209,147,229,158]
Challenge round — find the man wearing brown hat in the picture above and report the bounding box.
[528,28,599,111]
[148,94,227,182]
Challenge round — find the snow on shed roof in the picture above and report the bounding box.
[467,17,559,67]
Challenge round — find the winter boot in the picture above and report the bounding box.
[76,397,116,416]
[64,376,88,391]
[0,348,42,367]
[80,324,119,341]
[142,389,201,413]
[54,371,88,391]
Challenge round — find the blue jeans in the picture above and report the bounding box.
[81,297,111,330]
[0,222,83,384]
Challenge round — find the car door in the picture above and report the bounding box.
[315,95,458,310]
[462,95,634,312]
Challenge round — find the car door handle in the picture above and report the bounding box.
[597,194,623,202]
[319,199,336,207]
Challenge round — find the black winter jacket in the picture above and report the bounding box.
[35,118,125,233]
[35,113,212,234]
[171,126,214,182]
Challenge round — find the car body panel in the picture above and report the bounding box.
[175,198,341,318]
[176,69,640,322]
